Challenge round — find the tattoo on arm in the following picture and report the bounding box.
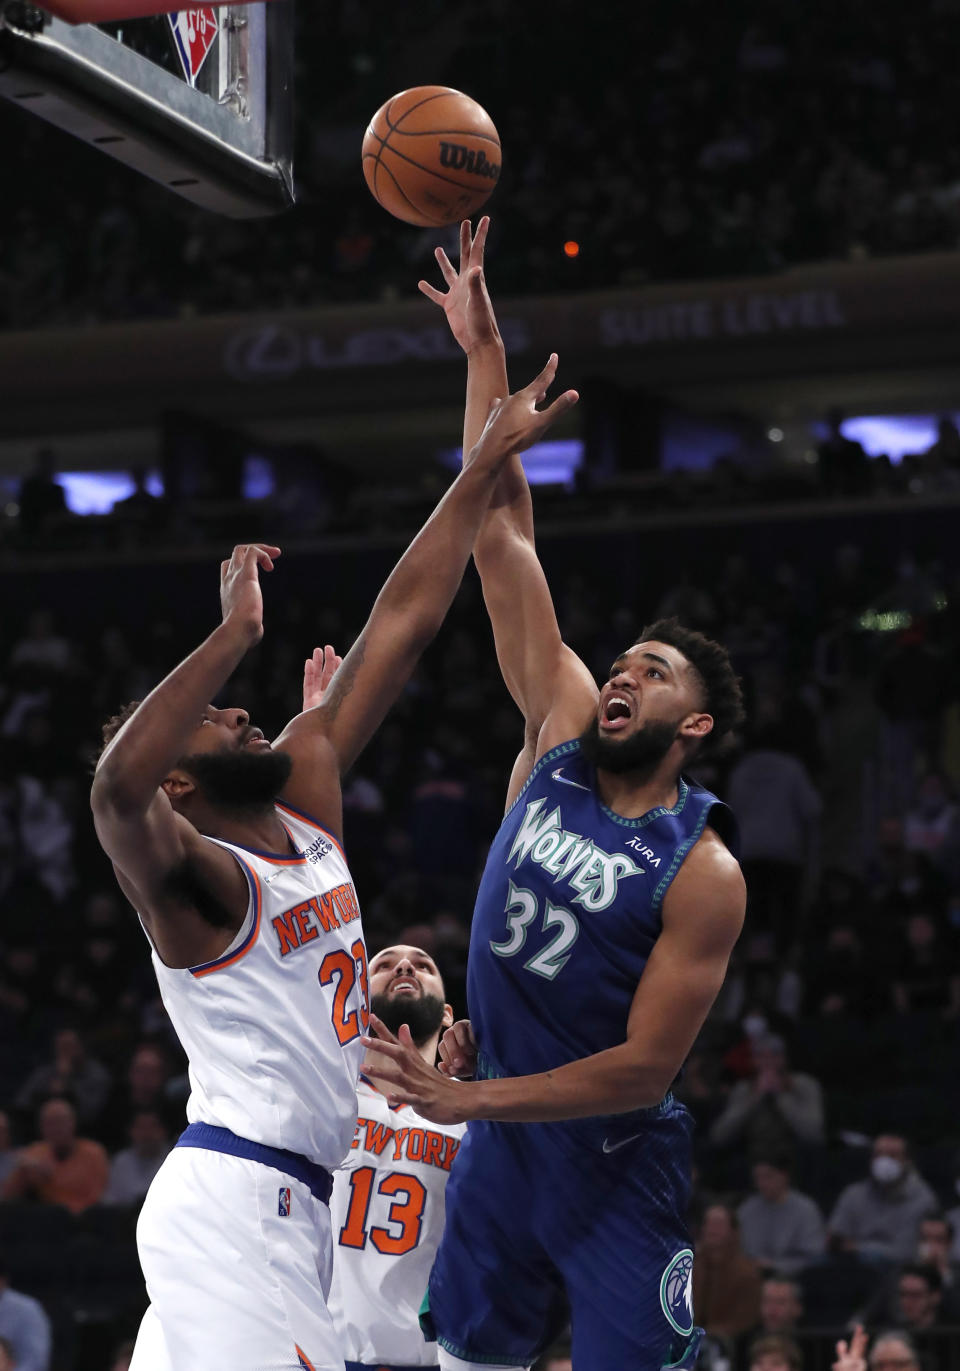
[320,633,367,722]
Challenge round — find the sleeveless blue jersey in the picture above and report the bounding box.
[468,738,738,1092]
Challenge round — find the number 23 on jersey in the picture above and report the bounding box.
[319,939,369,1045]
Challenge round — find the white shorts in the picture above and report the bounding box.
[129,1144,344,1371]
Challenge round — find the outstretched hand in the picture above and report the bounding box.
[466,353,578,474]
[362,1014,470,1125]
[220,543,281,645]
[419,217,500,355]
[302,645,343,711]
[834,1325,868,1371]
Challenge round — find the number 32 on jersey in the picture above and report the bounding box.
[490,880,580,980]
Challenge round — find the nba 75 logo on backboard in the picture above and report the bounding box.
[169,8,221,88]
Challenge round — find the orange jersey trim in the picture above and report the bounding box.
[190,856,262,978]
[295,1345,317,1370]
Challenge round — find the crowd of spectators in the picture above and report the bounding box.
[6,407,960,567]
[1,495,960,1366]
[3,0,960,328]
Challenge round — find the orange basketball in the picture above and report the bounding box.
[361,86,501,228]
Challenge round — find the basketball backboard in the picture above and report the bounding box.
[0,1,293,216]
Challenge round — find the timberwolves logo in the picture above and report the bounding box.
[660,1249,694,1336]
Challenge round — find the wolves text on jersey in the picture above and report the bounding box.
[508,798,643,911]
[272,881,362,956]
[349,1116,461,1172]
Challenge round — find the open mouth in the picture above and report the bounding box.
[600,695,632,732]
[390,979,419,995]
[243,729,269,749]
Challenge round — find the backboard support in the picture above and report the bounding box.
[0,1,294,217]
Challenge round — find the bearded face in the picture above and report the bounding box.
[369,990,447,1046]
[577,715,679,776]
[177,746,293,814]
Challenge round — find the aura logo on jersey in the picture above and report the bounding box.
[660,1249,695,1336]
[625,835,662,867]
[508,798,643,911]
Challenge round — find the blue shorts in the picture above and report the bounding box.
[422,1097,702,1371]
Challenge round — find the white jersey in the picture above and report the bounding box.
[328,1078,465,1366]
[149,801,367,1170]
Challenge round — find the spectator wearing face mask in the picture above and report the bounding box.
[828,1136,937,1263]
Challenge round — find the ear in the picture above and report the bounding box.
[680,712,714,741]
[161,769,196,803]
[442,1002,455,1030]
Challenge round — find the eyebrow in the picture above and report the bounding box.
[611,651,674,674]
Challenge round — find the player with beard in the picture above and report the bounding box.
[327,946,465,1371]
[89,358,577,1371]
[361,222,748,1371]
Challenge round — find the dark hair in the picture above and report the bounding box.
[636,618,745,758]
[762,1274,802,1299]
[747,1334,802,1371]
[919,1212,954,1240]
[899,1262,942,1294]
[754,1151,794,1177]
[99,700,142,757]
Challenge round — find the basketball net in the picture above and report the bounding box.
[41,0,282,21]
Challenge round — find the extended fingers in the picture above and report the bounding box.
[459,218,471,267]
[473,215,490,262]
[435,246,458,286]
[542,388,580,420]
[527,352,559,400]
[418,280,446,306]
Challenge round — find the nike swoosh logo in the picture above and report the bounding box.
[552,768,591,792]
[602,1132,645,1154]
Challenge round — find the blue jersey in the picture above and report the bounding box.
[468,738,738,1088]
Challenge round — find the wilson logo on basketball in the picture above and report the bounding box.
[437,143,500,180]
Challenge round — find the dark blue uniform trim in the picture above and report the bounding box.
[345,1364,438,1370]
[175,1122,333,1205]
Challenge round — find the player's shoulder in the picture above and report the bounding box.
[666,823,745,915]
[684,824,744,887]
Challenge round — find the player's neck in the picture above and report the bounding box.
[418,1031,442,1068]
[196,803,291,855]
[594,759,682,819]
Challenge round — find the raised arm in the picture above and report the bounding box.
[421,220,598,759]
[275,359,578,781]
[90,545,278,960]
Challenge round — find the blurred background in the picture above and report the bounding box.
[3,1,960,1370]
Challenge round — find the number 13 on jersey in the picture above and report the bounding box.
[319,939,369,1045]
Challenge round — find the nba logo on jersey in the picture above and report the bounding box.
[168,8,220,87]
[278,1187,291,1218]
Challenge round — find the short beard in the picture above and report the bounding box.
[370,991,446,1047]
[578,716,679,776]
[178,746,293,815]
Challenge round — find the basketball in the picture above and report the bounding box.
[361,86,501,227]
